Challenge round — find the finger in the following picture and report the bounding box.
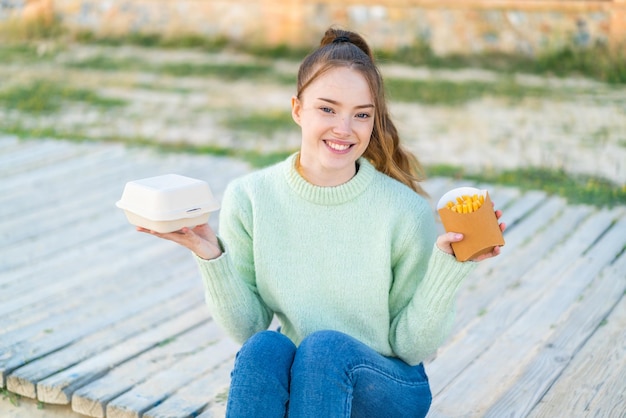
[473,245,501,262]
[439,232,463,244]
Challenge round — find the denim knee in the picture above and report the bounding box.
[299,330,362,358]
[227,331,296,417]
[235,330,296,371]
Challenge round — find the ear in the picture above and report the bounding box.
[291,96,302,126]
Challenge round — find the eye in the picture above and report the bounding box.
[356,112,371,119]
[320,106,334,114]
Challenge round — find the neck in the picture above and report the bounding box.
[296,154,357,187]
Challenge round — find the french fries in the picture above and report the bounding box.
[445,194,485,214]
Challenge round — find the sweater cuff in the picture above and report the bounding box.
[193,244,249,307]
[420,245,478,303]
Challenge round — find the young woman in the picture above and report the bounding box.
[139,27,505,418]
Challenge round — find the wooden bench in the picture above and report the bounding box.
[1,136,624,417]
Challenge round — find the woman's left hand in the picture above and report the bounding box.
[436,208,506,262]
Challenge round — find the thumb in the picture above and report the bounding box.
[436,232,464,255]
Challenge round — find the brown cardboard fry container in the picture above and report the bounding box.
[437,187,505,262]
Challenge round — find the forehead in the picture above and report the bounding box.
[302,66,373,104]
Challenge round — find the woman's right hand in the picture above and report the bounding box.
[136,223,222,260]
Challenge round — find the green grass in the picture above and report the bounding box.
[65,54,283,82]
[427,164,626,208]
[385,77,555,105]
[2,20,625,84]
[73,30,231,51]
[160,62,275,80]
[63,54,579,105]
[221,110,296,136]
[377,41,626,85]
[0,43,56,62]
[67,31,626,84]
[1,388,20,407]
[0,80,126,114]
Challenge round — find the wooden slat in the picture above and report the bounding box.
[0,140,125,193]
[0,261,198,387]
[496,189,547,229]
[0,139,85,177]
[71,322,226,418]
[0,245,191,339]
[104,338,240,418]
[142,361,233,418]
[450,196,575,330]
[0,181,135,247]
[426,204,600,396]
[429,210,626,417]
[6,287,205,399]
[36,305,211,404]
[0,233,178,315]
[484,248,626,417]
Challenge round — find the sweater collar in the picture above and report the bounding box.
[284,153,376,205]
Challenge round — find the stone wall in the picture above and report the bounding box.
[1,0,624,54]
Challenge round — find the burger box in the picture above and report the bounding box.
[116,174,220,233]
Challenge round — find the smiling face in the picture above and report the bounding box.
[291,66,375,187]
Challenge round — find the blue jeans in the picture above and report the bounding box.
[226,330,432,417]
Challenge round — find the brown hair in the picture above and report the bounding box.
[296,27,427,197]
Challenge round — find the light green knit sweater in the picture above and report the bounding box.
[196,153,476,365]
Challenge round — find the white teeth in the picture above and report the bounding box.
[326,141,350,151]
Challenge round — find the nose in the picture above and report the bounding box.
[332,116,351,137]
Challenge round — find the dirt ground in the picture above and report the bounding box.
[0,43,624,185]
[1,395,85,418]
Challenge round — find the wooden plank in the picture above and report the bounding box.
[36,305,211,404]
[0,139,69,168]
[483,242,626,417]
[0,233,188,320]
[0,262,198,387]
[142,360,233,418]
[0,213,128,273]
[0,181,135,247]
[0,141,207,220]
[105,338,240,418]
[426,204,598,396]
[429,210,626,416]
[0,225,172,294]
[0,135,20,149]
[496,189,547,229]
[71,322,226,418]
[6,287,204,398]
[450,196,574,329]
[422,177,461,202]
[196,398,228,418]
[0,246,190,341]
[526,253,626,418]
[0,232,176,314]
[0,139,83,177]
[0,141,125,195]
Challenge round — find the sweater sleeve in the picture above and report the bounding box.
[388,203,477,365]
[194,181,274,344]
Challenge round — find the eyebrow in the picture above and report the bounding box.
[318,97,375,109]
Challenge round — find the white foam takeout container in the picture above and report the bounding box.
[116,174,220,233]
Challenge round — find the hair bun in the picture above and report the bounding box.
[332,36,351,44]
